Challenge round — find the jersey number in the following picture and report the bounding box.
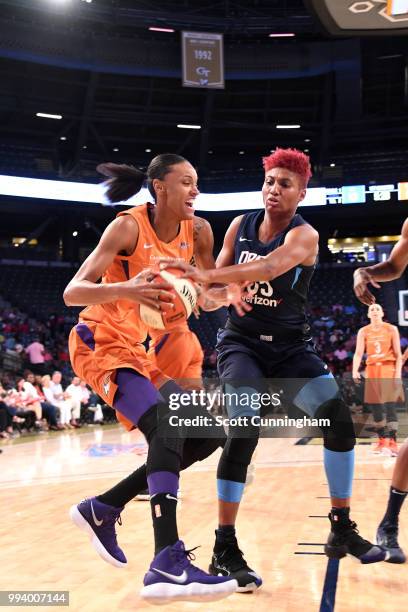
[248,281,273,297]
[374,341,382,354]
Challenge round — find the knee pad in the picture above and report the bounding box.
[317,397,356,452]
[145,430,183,477]
[217,436,259,482]
[137,403,159,441]
[139,403,185,477]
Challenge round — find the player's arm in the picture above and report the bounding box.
[392,326,403,378]
[192,216,216,270]
[181,223,318,285]
[63,216,173,309]
[195,216,250,315]
[354,218,408,305]
[352,329,365,381]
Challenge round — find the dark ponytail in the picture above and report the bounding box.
[96,162,146,203]
[97,153,189,204]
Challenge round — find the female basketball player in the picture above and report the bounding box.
[166,148,385,591]
[64,154,242,604]
[353,303,403,456]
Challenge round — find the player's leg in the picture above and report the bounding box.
[69,368,161,567]
[365,366,388,452]
[72,367,236,603]
[370,403,387,453]
[288,350,385,564]
[86,377,223,514]
[209,331,265,592]
[376,438,408,563]
[384,402,399,456]
[135,330,204,500]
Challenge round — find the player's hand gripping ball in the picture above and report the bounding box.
[139,267,198,330]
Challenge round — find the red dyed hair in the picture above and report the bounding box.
[262,148,312,188]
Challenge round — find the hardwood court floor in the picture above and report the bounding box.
[0,427,407,612]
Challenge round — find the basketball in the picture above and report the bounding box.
[139,267,198,330]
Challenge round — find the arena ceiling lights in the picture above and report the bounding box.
[36,113,62,120]
[148,27,175,33]
[305,0,408,36]
[268,33,295,38]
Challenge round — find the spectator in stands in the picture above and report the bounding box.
[43,346,54,369]
[79,379,104,424]
[48,371,73,428]
[25,336,46,375]
[65,376,82,428]
[16,376,43,425]
[4,386,36,432]
[25,371,64,431]
[57,343,70,364]
[344,304,357,315]
[4,335,16,351]
[41,374,62,422]
[334,347,348,361]
[0,391,12,438]
[332,303,343,314]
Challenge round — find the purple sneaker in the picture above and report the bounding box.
[140,540,237,604]
[69,497,126,568]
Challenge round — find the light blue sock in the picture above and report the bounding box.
[217,479,245,503]
[323,448,354,499]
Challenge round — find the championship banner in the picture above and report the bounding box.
[181,31,224,89]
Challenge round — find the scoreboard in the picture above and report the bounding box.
[299,183,407,207]
[305,0,408,36]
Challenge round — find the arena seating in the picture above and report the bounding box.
[0,264,75,317]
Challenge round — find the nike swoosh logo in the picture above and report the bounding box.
[165,494,178,501]
[91,501,103,527]
[248,571,261,579]
[152,568,188,584]
[391,489,406,495]
[144,244,153,249]
[239,237,251,242]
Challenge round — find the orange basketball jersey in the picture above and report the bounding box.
[69,203,194,429]
[363,322,396,365]
[79,203,194,344]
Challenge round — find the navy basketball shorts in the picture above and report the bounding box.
[216,328,337,417]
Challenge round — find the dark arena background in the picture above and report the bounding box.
[0,1,408,611]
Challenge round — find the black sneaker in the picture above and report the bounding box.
[376,522,406,564]
[209,534,262,592]
[325,511,385,564]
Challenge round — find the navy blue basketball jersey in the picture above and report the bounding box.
[228,210,316,338]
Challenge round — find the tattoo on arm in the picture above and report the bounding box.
[193,218,205,244]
